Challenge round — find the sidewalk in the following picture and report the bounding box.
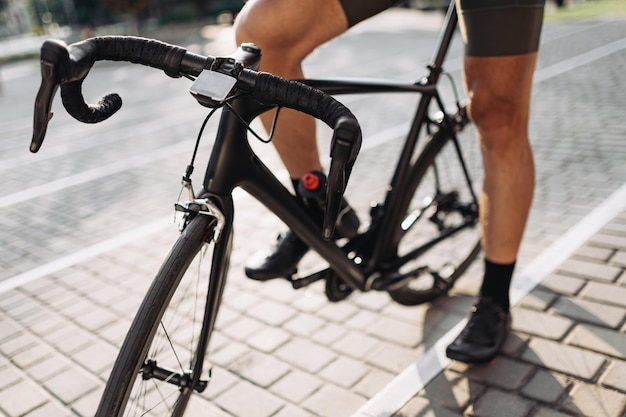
[1,8,625,417]
[361,192,626,417]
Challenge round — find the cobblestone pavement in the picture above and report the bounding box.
[1,8,625,417]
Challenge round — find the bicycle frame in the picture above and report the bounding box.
[197,3,467,292]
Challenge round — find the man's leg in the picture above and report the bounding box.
[234,0,349,178]
[467,55,537,266]
[445,53,538,364]
[234,0,361,280]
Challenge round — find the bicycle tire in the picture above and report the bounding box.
[387,128,482,305]
[95,213,230,417]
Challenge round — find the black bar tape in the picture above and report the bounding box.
[61,80,122,124]
[251,72,356,131]
[91,36,187,77]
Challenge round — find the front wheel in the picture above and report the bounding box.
[95,213,231,417]
[387,128,482,305]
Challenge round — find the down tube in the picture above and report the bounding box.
[369,91,436,266]
[240,164,366,291]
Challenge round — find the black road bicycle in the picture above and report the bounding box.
[31,3,481,416]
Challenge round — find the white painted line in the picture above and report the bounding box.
[534,37,626,83]
[0,188,252,294]
[352,182,626,417]
[0,141,191,208]
[0,218,172,294]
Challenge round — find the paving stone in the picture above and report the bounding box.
[365,315,425,348]
[467,388,533,417]
[42,367,101,404]
[332,330,381,359]
[214,380,283,417]
[229,350,290,388]
[344,309,381,331]
[501,331,531,358]
[24,354,73,385]
[582,280,626,308]
[270,369,324,403]
[589,233,626,252]
[23,310,66,337]
[225,290,261,312]
[353,367,396,398]
[0,320,21,343]
[393,395,462,417]
[203,366,239,400]
[518,288,558,311]
[289,291,327,313]
[365,342,422,374]
[9,341,56,369]
[512,307,573,340]
[43,324,94,355]
[71,340,119,375]
[551,297,625,329]
[281,312,326,337]
[561,381,626,417]
[246,326,291,353]
[319,356,369,388]
[311,322,348,346]
[421,369,484,412]
[521,369,572,404]
[353,291,392,312]
[275,337,336,373]
[611,250,626,267]
[600,360,626,393]
[0,364,22,391]
[453,357,534,391]
[70,387,103,417]
[573,245,614,262]
[317,301,360,323]
[301,384,366,417]
[0,331,37,357]
[210,340,250,368]
[522,338,606,380]
[23,401,74,417]
[567,323,626,359]
[540,274,587,296]
[221,315,264,341]
[532,407,574,417]
[247,299,297,326]
[557,258,622,282]
[272,404,315,417]
[0,379,49,416]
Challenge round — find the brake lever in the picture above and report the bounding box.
[31,39,70,153]
[323,117,361,240]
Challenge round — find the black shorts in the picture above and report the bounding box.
[340,0,545,56]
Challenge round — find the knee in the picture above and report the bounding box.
[467,89,530,153]
[234,0,295,52]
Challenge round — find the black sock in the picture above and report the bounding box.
[479,258,515,311]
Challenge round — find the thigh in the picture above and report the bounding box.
[235,0,349,60]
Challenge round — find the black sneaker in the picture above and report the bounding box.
[245,199,359,281]
[244,231,308,281]
[445,297,511,364]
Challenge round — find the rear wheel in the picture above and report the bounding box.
[387,127,482,305]
[95,213,231,417]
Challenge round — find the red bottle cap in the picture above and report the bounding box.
[302,172,320,191]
